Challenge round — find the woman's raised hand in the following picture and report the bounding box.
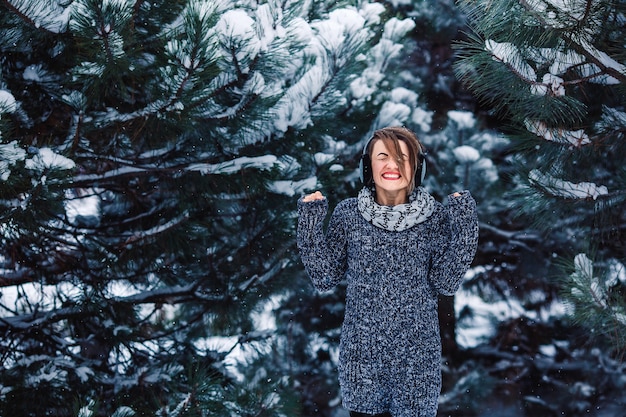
[302,191,325,202]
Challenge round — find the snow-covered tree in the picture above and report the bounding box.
[454,0,626,354]
[0,0,416,414]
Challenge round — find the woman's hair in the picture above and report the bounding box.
[366,126,424,193]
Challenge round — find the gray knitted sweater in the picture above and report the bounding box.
[297,190,478,417]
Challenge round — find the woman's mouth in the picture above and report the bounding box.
[381,172,401,180]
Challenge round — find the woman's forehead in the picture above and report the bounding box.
[372,139,409,153]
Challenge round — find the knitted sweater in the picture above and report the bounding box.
[296,190,479,417]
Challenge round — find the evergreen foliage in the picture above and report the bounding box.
[0,0,416,415]
[3,0,625,415]
[455,0,626,354]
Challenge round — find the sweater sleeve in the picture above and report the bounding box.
[428,190,479,296]
[296,197,348,292]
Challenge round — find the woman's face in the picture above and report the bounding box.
[370,139,412,196]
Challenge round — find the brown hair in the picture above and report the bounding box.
[366,127,424,193]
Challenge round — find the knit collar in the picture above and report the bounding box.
[357,187,435,232]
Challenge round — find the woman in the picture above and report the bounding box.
[296,127,479,417]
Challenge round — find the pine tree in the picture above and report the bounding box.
[0,0,416,415]
[454,0,626,354]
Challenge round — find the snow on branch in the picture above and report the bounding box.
[485,40,536,82]
[530,73,566,96]
[569,253,626,324]
[69,0,133,63]
[597,106,626,131]
[485,38,569,96]
[113,283,200,304]
[72,155,280,187]
[73,166,151,184]
[187,155,279,175]
[0,140,26,182]
[3,0,70,33]
[521,0,617,67]
[524,120,591,147]
[122,211,190,245]
[0,89,17,114]
[348,17,414,106]
[216,9,259,75]
[485,17,626,97]
[312,9,368,67]
[25,148,76,173]
[528,169,608,200]
[0,305,82,331]
[522,0,594,28]
[570,253,606,308]
[382,17,416,42]
[268,177,317,197]
[570,36,626,84]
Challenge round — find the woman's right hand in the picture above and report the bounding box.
[302,191,325,202]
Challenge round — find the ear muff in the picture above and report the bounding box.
[358,147,372,185]
[415,148,427,187]
[359,138,427,187]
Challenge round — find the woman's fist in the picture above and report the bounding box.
[302,191,325,202]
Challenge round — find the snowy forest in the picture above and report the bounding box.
[1,0,625,416]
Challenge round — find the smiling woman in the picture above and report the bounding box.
[297,126,479,417]
[369,139,413,205]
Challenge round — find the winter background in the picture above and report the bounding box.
[1,0,625,416]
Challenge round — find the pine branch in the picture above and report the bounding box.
[113,283,201,304]
[478,221,541,251]
[0,305,82,331]
[0,0,65,34]
[0,268,36,288]
[120,210,190,246]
